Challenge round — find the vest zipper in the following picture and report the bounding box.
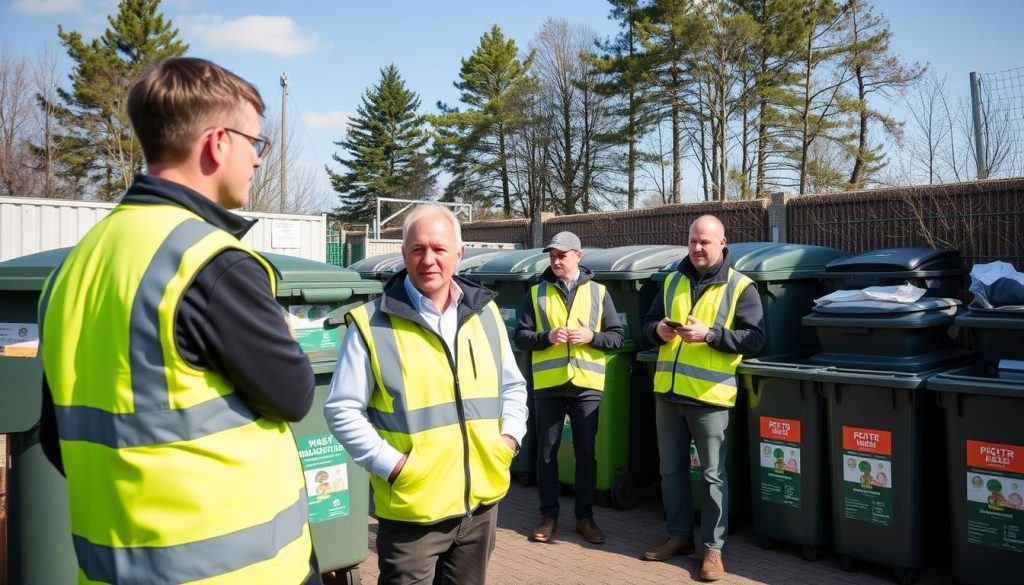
[468,341,478,379]
[439,332,473,516]
[669,272,707,395]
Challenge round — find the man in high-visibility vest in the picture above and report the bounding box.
[514,231,624,545]
[640,215,764,582]
[38,58,320,584]
[324,204,528,584]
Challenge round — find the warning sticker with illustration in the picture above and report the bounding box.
[758,416,802,508]
[288,304,341,357]
[0,322,38,358]
[841,426,894,526]
[965,439,1024,553]
[296,433,351,523]
[499,307,517,336]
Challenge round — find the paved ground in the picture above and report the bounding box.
[350,482,957,585]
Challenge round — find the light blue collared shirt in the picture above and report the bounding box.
[324,276,528,480]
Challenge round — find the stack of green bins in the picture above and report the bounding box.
[643,242,849,525]
[0,248,381,585]
[555,245,686,509]
[461,248,559,487]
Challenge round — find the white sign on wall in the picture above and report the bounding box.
[272,220,301,249]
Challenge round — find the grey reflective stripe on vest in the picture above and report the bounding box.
[368,397,501,434]
[131,219,218,410]
[536,282,552,331]
[586,282,601,329]
[712,270,747,330]
[655,361,737,387]
[534,356,606,375]
[364,300,503,435]
[664,271,683,316]
[55,219,259,447]
[54,393,258,448]
[74,489,308,583]
[478,305,504,373]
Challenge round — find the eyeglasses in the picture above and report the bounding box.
[224,127,271,158]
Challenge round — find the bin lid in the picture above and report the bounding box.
[810,297,960,316]
[0,247,70,290]
[654,242,848,282]
[347,252,404,279]
[927,363,1024,397]
[822,247,963,274]
[266,253,381,302]
[956,309,1024,329]
[462,248,600,282]
[584,245,686,280]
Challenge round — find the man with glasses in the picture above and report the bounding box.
[38,57,321,584]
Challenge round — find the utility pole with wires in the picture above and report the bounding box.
[280,72,288,212]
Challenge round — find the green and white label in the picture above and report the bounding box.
[965,440,1024,552]
[841,426,894,526]
[288,304,341,356]
[296,433,351,523]
[758,417,802,508]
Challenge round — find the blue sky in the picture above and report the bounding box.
[3,0,1024,207]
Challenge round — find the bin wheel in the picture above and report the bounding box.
[514,471,536,487]
[753,534,773,550]
[800,545,821,562]
[839,555,856,573]
[610,475,639,510]
[895,569,914,585]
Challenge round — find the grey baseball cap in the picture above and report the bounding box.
[543,231,582,252]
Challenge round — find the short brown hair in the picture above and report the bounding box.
[127,57,265,164]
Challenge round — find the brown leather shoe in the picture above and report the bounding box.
[700,548,726,581]
[531,516,557,542]
[575,518,606,544]
[642,537,695,561]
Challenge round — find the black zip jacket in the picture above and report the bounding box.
[39,175,316,474]
[642,248,765,406]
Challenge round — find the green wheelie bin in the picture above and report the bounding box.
[926,364,1024,585]
[0,248,380,585]
[924,304,1024,584]
[643,242,849,522]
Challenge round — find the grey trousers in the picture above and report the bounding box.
[375,504,499,585]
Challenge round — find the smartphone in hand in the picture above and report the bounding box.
[664,320,684,329]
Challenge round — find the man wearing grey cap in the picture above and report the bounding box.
[514,231,624,545]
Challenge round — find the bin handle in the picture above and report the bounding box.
[323,305,349,331]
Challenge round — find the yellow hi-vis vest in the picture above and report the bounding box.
[347,298,514,523]
[653,268,754,407]
[529,280,608,391]
[39,204,312,585]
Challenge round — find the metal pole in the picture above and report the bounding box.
[280,72,289,211]
[970,72,988,179]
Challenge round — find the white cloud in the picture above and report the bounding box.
[11,0,82,15]
[302,110,351,131]
[185,14,321,57]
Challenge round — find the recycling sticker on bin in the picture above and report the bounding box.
[759,416,802,509]
[965,439,1024,553]
[841,426,893,526]
[296,433,351,523]
[0,322,38,358]
[287,304,341,357]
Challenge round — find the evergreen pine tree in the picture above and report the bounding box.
[327,64,429,222]
[52,0,186,200]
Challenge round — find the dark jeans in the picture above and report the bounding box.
[534,392,601,520]
[375,504,499,585]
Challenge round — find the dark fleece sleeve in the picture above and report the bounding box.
[176,250,315,422]
[643,291,668,346]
